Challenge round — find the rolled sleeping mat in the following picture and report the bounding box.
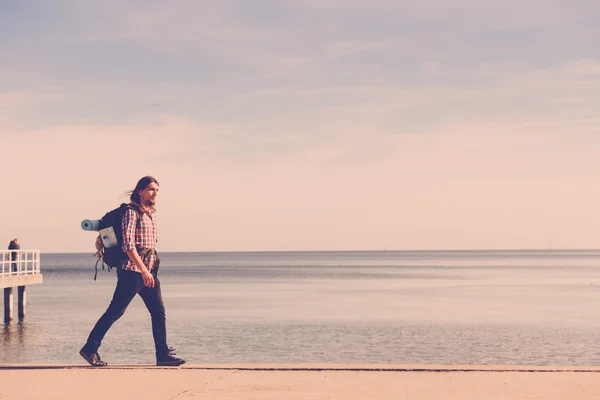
[81,219,101,231]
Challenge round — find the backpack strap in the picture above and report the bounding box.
[123,203,143,227]
[94,258,101,281]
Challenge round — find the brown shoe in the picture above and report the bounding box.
[80,347,108,367]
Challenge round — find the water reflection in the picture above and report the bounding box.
[2,321,27,362]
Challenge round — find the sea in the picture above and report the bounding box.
[2,250,600,366]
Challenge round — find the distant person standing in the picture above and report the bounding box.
[80,176,185,367]
[8,238,19,272]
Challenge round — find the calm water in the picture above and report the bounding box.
[2,250,600,365]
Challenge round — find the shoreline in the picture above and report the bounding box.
[2,363,600,372]
[2,364,600,399]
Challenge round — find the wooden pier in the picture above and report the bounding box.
[1,250,42,323]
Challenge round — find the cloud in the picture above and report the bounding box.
[549,98,584,104]
[0,87,64,109]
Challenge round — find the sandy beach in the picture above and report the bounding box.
[1,365,599,399]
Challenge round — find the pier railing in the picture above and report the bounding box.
[1,250,42,322]
[0,250,41,276]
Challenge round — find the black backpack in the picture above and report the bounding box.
[93,203,141,280]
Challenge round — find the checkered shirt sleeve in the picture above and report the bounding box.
[120,207,158,272]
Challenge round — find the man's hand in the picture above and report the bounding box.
[141,269,155,288]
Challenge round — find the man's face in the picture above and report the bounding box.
[138,182,159,207]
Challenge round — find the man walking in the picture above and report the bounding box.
[80,176,185,367]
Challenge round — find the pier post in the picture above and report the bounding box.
[4,287,13,323]
[18,286,26,320]
[1,250,42,322]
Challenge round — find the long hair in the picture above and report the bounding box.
[125,176,159,205]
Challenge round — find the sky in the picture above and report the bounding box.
[1,0,600,253]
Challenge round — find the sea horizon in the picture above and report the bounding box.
[38,248,600,255]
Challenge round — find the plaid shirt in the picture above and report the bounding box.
[121,204,158,273]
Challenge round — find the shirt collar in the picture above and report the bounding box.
[132,202,156,215]
[141,205,156,215]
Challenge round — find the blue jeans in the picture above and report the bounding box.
[85,268,169,355]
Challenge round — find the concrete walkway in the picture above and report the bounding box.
[1,365,599,399]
